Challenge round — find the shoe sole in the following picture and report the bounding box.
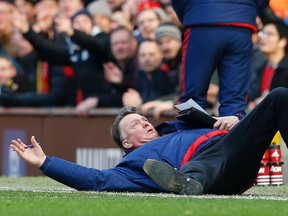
[143,159,203,195]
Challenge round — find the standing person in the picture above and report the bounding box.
[248,19,288,110]
[10,87,288,195]
[171,0,270,130]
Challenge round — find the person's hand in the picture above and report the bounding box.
[75,97,98,116]
[122,88,142,107]
[54,16,74,36]
[12,9,29,33]
[10,136,46,168]
[104,62,123,84]
[141,100,174,119]
[213,116,240,131]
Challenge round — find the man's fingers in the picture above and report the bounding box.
[31,136,39,148]
[10,139,25,152]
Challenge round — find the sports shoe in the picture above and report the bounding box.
[143,159,203,195]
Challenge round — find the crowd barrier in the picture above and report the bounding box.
[0,107,175,176]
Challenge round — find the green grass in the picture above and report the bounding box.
[0,177,288,216]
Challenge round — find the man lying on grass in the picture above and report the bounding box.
[11,87,288,195]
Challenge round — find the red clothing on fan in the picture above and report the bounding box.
[260,65,276,93]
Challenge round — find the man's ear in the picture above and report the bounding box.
[279,38,287,49]
[122,139,133,150]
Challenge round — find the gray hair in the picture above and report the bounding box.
[111,106,139,152]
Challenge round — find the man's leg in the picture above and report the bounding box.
[179,26,218,107]
[144,88,288,195]
[217,27,252,117]
[200,87,288,194]
[185,87,288,194]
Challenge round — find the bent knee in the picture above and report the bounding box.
[269,87,288,99]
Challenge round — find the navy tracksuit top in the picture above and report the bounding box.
[40,121,227,193]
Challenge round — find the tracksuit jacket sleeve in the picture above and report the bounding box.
[39,156,149,192]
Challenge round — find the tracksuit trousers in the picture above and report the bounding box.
[182,87,288,194]
[180,26,252,117]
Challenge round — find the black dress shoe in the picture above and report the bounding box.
[143,159,203,195]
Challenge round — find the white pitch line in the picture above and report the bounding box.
[0,187,287,201]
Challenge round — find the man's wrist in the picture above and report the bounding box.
[39,156,50,170]
[235,113,245,120]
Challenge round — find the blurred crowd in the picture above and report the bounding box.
[0,0,288,118]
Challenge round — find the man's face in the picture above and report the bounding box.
[92,14,111,33]
[119,113,159,149]
[0,2,13,34]
[111,30,134,61]
[136,9,160,40]
[72,14,93,35]
[111,11,133,31]
[138,41,163,73]
[158,37,181,60]
[0,58,16,85]
[260,24,283,55]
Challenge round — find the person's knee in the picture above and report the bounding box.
[268,87,288,101]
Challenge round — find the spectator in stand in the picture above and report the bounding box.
[140,23,181,118]
[0,0,24,73]
[0,55,31,95]
[0,64,73,107]
[122,40,178,108]
[87,0,113,34]
[0,1,78,107]
[13,8,113,106]
[105,27,139,90]
[111,9,134,31]
[0,52,72,107]
[0,0,14,56]
[76,26,139,115]
[134,8,162,43]
[14,0,39,25]
[10,28,38,92]
[248,19,288,111]
[33,0,60,31]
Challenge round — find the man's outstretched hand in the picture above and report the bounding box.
[10,136,46,168]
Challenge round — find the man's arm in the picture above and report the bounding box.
[10,136,146,192]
